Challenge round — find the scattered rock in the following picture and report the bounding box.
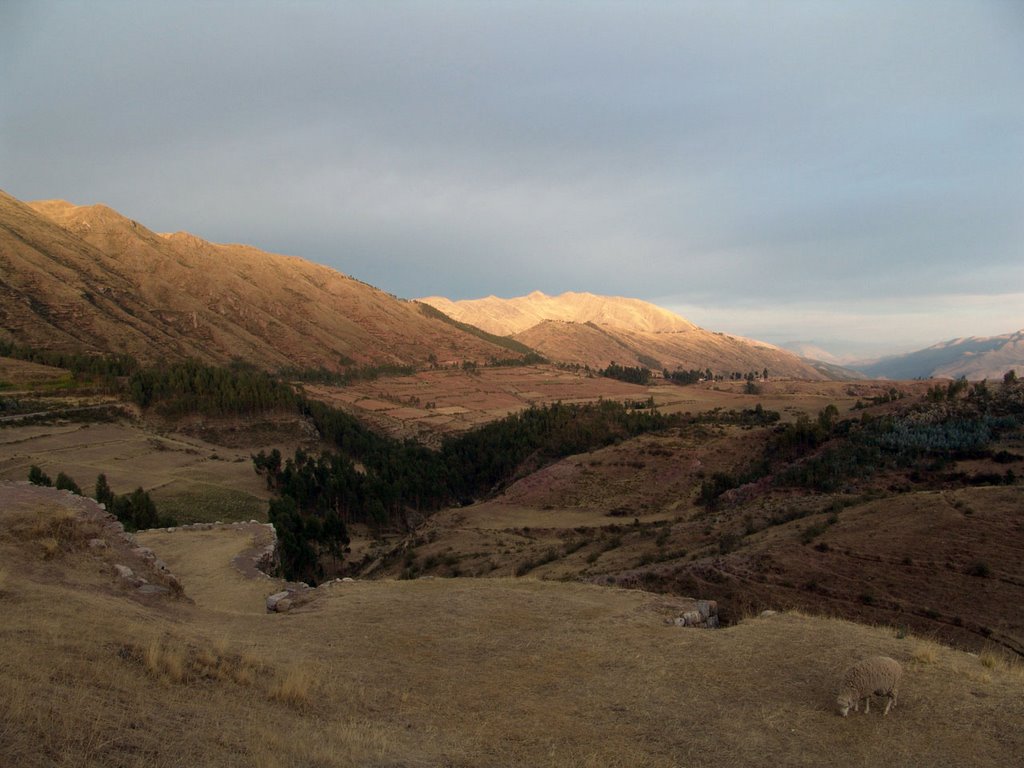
[114,564,135,580]
[266,591,291,612]
[137,584,170,596]
[87,538,107,550]
[670,599,720,629]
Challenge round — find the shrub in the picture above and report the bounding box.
[717,532,740,554]
[28,465,52,487]
[268,666,315,708]
[800,522,829,544]
[55,472,81,495]
[967,561,991,578]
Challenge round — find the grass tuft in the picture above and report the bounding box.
[144,637,187,683]
[39,537,60,559]
[268,665,316,708]
[912,642,940,664]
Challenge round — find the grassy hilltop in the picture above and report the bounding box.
[2,484,1022,768]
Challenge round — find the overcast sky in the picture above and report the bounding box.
[2,1,1022,359]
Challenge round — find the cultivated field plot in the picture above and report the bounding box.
[304,365,656,441]
[0,356,72,390]
[652,378,933,422]
[0,421,271,524]
[303,366,906,442]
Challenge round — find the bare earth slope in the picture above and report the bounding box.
[421,291,827,378]
[0,189,513,369]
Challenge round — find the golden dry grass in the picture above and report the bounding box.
[267,665,317,708]
[912,641,941,665]
[5,191,514,372]
[134,525,277,614]
[2,488,1023,767]
[0,421,270,523]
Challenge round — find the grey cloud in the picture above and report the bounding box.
[2,1,1022,353]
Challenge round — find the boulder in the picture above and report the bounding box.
[113,564,135,580]
[137,584,170,596]
[266,591,291,612]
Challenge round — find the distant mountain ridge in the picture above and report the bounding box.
[856,331,1024,381]
[421,291,698,335]
[0,190,516,370]
[420,291,828,379]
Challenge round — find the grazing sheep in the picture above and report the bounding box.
[836,656,902,716]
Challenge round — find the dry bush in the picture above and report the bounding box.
[144,637,187,683]
[39,536,60,559]
[268,665,316,708]
[978,649,1024,680]
[10,502,103,560]
[192,640,265,686]
[912,642,940,664]
[132,634,268,690]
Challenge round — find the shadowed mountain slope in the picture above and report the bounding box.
[857,331,1024,381]
[0,190,515,370]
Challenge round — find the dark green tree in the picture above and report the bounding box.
[28,465,52,487]
[95,474,114,508]
[55,472,82,495]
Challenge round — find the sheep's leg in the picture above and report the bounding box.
[864,697,870,714]
[884,691,897,715]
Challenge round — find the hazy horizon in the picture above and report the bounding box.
[3,1,1022,359]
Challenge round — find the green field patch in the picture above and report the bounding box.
[148,481,267,525]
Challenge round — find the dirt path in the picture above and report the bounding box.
[135,523,280,615]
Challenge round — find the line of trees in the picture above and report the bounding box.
[128,359,298,416]
[601,362,651,385]
[663,367,769,385]
[0,341,139,378]
[255,399,688,583]
[27,466,173,531]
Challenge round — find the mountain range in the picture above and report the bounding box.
[420,292,825,378]
[0,189,825,378]
[0,190,515,370]
[4,188,1016,382]
[856,331,1024,381]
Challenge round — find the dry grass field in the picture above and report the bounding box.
[0,356,74,391]
[0,420,274,524]
[2,483,1023,768]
